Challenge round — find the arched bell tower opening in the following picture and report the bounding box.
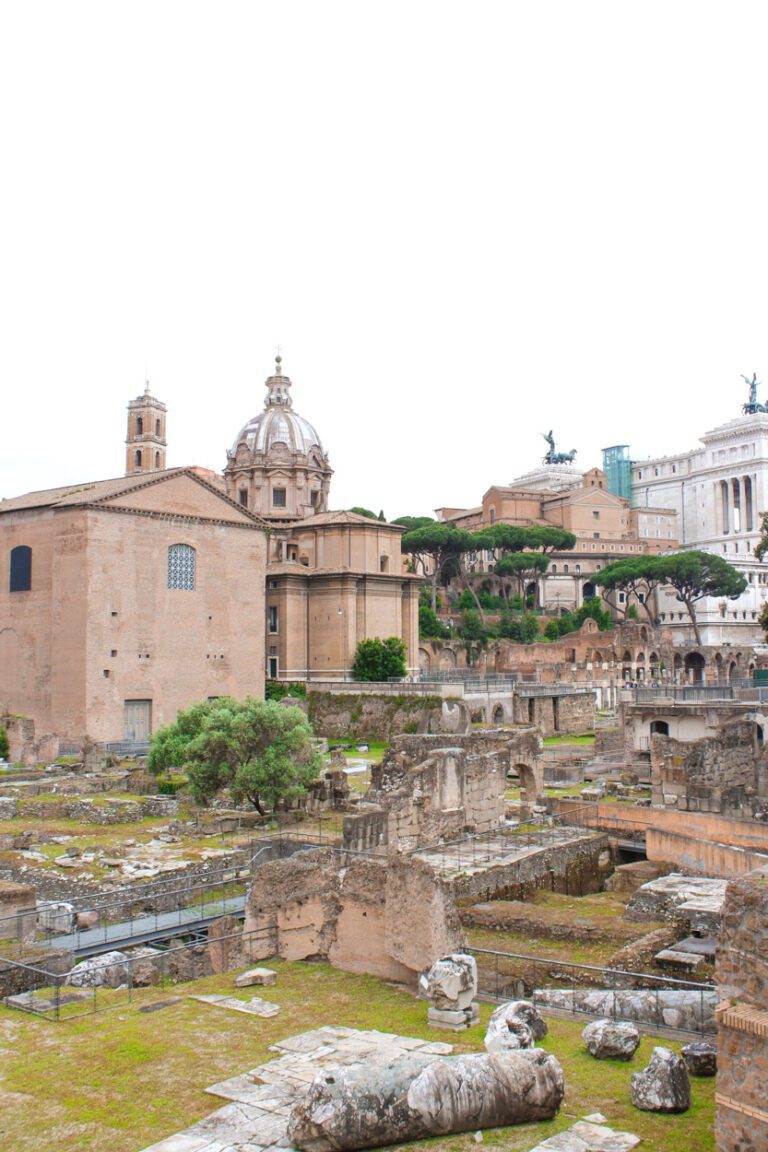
[126,380,167,475]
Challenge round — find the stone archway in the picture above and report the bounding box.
[728,660,738,683]
[492,704,506,725]
[419,648,432,674]
[621,649,633,680]
[438,647,457,671]
[648,651,659,680]
[635,652,646,681]
[514,762,542,803]
[684,651,705,684]
[582,581,596,601]
[714,652,724,683]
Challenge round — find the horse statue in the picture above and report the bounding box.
[542,431,577,465]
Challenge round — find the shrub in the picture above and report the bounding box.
[0,727,10,760]
[265,681,307,701]
[351,637,407,681]
[419,604,451,639]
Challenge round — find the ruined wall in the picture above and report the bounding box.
[447,832,612,903]
[715,865,768,1151]
[307,691,443,740]
[344,728,544,854]
[645,828,768,879]
[243,847,463,985]
[650,721,767,817]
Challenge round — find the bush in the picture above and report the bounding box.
[0,727,9,760]
[419,604,451,639]
[495,612,540,643]
[265,681,307,701]
[351,637,407,681]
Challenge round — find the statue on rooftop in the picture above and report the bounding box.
[742,372,767,414]
[542,430,577,465]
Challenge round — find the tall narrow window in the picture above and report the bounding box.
[167,543,196,590]
[268,605,278,632]
[238,489,248,507]
[9,545,31,592]
[155,418,160,437]
[154,451,160,469]
[136,415,143,435]
[135,448,142,469]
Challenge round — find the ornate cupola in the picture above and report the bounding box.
[125,380,167,475]
[224,355,332,520]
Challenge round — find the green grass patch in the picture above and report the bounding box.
[0,960,714,1152]
[543,733,596,746]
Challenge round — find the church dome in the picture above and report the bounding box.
[230,356,325,458]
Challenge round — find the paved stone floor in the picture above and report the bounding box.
[413,828,593,880]
[141,1025,640,1152]
[141,1026,453,1152]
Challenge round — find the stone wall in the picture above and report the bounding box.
[446,832,611,904]
[343,728,543,854]
[715,864,768,1150]
[650,720,767,817]
[306,691,443,741]
[243,847,462,985]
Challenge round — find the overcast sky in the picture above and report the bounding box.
[2,2,767,517]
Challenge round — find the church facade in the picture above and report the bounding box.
[223,356,419,680]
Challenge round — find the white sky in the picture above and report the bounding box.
[2,2,767,517]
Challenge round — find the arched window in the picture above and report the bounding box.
[489,508,496,524]
[136,415,143,435]
[9,545,32,592]
[551,564,557,575]
[154,451,160,469]
[563,563,569,574]
[135,449,142,468]
[167,544,196,590]
[155,418,161,437]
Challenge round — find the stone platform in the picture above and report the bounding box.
[141,1026,453,1151]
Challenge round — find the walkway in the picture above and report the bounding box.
[45,894,246,957]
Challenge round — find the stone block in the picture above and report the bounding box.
[235,966,277,988]
[428,1003,479,1031]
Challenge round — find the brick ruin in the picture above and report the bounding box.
[650,720,768,818]
[716,863,768,1151]
[342,728,543,855]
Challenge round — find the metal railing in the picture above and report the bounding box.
[630,685,735,704]
[469,946,716,1036]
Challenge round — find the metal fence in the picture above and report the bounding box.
[470,947,716,1036]
[1,924,275,1021]
[630,685,735,704]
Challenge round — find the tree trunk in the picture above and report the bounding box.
[684,598,702,646]
[430,570,438,613]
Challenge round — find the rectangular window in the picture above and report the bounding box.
[268,605,278,633]
[238,489,248,507]
[272,488,287,508]
[268,657,278,678]
[592,510,600,519]
[310,490,319,507]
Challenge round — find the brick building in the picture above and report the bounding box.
[0,467,266,745]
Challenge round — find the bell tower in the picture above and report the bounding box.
[125,380,167,475]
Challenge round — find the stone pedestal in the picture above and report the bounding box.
[427,1002,480,1031]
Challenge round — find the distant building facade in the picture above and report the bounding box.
[631,401,768,643]
[125,381,167,475]
[437,461,677,616]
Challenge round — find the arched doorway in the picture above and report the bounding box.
[684,652,705,684]
[492,704,506,725]
[514,762,541,803]
[635,652,646,681]
[438,648,457,671]
[714,652,724,683]
[621,650,633,680]
[648,652,659,681]
[419,648,432,674]
[582,581,596,601]
[673,653,683,683]
[728,660,738,682]
[650,719,669,736]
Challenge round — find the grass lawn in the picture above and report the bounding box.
[0,961,714,1152]
[543,733,596,746]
